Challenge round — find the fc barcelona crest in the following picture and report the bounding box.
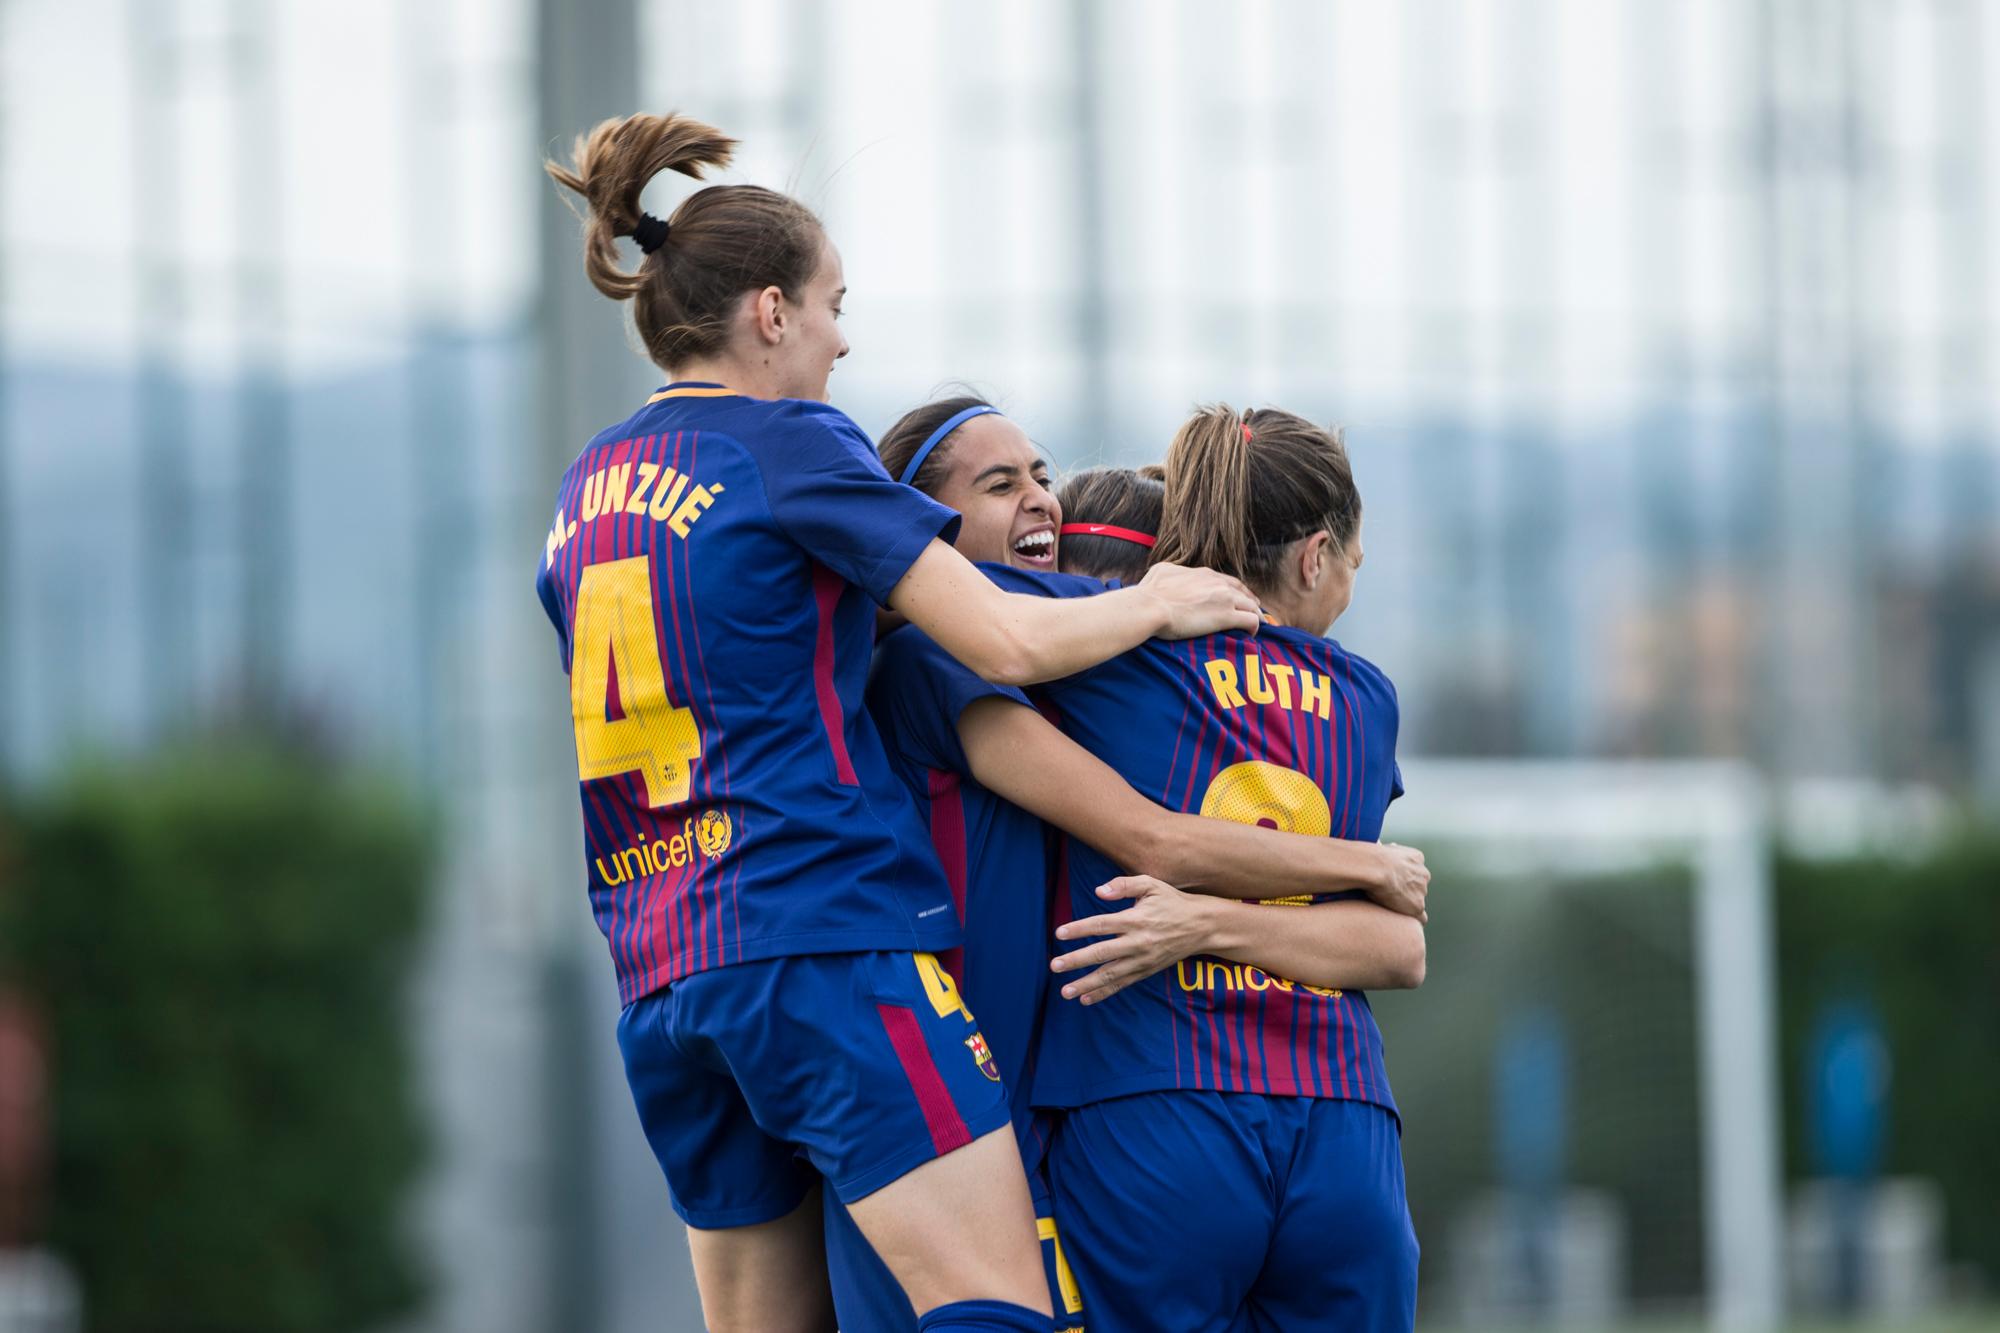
[964,1030,1001,1081]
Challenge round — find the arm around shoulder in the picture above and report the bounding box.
[886,544,1261,686]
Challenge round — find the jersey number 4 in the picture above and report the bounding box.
[570,556,703,808]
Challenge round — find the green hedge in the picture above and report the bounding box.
[1776,832,2000,1285]
[0,744,431,1333]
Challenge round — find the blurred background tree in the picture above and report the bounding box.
[1776,834,2000,1288]
[0,738,431,1333]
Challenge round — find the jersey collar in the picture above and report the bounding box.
[648,381,739,403]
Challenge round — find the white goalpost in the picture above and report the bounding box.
[1389,759,1784,1332]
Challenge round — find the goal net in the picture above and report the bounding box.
[1379,760,1781,1332]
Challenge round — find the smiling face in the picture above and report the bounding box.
[770,235,850,402]
[926,415,1063,569]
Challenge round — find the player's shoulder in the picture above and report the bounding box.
[718,395,871,449]
[635,391,867,446]
[870,620,954,679]
[1328,639,1400,704]
[709,397,889,483]
[868,621,1030,727]
[974,562,1110,600]
[1271,625,1398,695]
[773,395,869,436]
[561,412,645,481]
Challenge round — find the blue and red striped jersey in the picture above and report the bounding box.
[984,566,1404,1117]
[534,385,965,1004]
[867,624,1057,1161]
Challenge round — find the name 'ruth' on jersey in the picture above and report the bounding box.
[1201,647,1347,720]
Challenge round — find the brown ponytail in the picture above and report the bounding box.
[1153,405,1359,592]
[1057,467,1164,584]
[545,113,826,368]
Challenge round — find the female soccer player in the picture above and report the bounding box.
[1054,463,1165,584]
[821,400,1429,1331]
[536,114,1261,1333]
[1021,407,1424,1333]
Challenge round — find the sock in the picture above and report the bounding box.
[916,1298,1053,1333]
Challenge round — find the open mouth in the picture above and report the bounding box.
[1011,529,1056,566]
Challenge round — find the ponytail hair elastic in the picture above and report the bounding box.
[1059,522,1156,549]
[632,212,671,254]
[899,404,999,485]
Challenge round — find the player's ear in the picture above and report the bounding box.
[1298,531,1331,591]
[751,284,786,344]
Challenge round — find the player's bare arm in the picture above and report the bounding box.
[1050,875,1427,1005]
[887,539,1260,687]
[956,696,1428,918]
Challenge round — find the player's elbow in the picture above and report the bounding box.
[1387,928,1426,990]
[985,653,1040,689]
[955,621,1038,687]
[1363,918,1425,991]
[981,622,1043,687]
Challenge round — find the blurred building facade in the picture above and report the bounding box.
[4,0,1997,787]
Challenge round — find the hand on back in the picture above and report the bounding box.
[1136,562,1261,640]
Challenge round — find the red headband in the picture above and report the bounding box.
[1059,522,1156,548]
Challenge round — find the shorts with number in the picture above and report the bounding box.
[824,1154,1088,1331]
[616,950,1014,1228]
[1047,1091,1416,1333]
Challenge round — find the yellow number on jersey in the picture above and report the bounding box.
[1200,760,1331,905]
[1037,1216,1086,1316]
[570,556,703,808]
[913,952,973,1024]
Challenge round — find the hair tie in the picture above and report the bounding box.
[1242,421,1254,443]
[898,405,999,485]
[1059,523,1156,549]
[632,212,671,254]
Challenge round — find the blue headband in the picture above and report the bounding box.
[898,405,999,485]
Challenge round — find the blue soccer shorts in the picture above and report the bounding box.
[1046,1091,1417,1333]
[616,950,1014,1229]
[824,1143,1087,1332]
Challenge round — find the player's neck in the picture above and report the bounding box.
[1257,586,1323,636]
[663,351,793,402]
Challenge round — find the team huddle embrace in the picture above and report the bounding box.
[538,111,1432,1333]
